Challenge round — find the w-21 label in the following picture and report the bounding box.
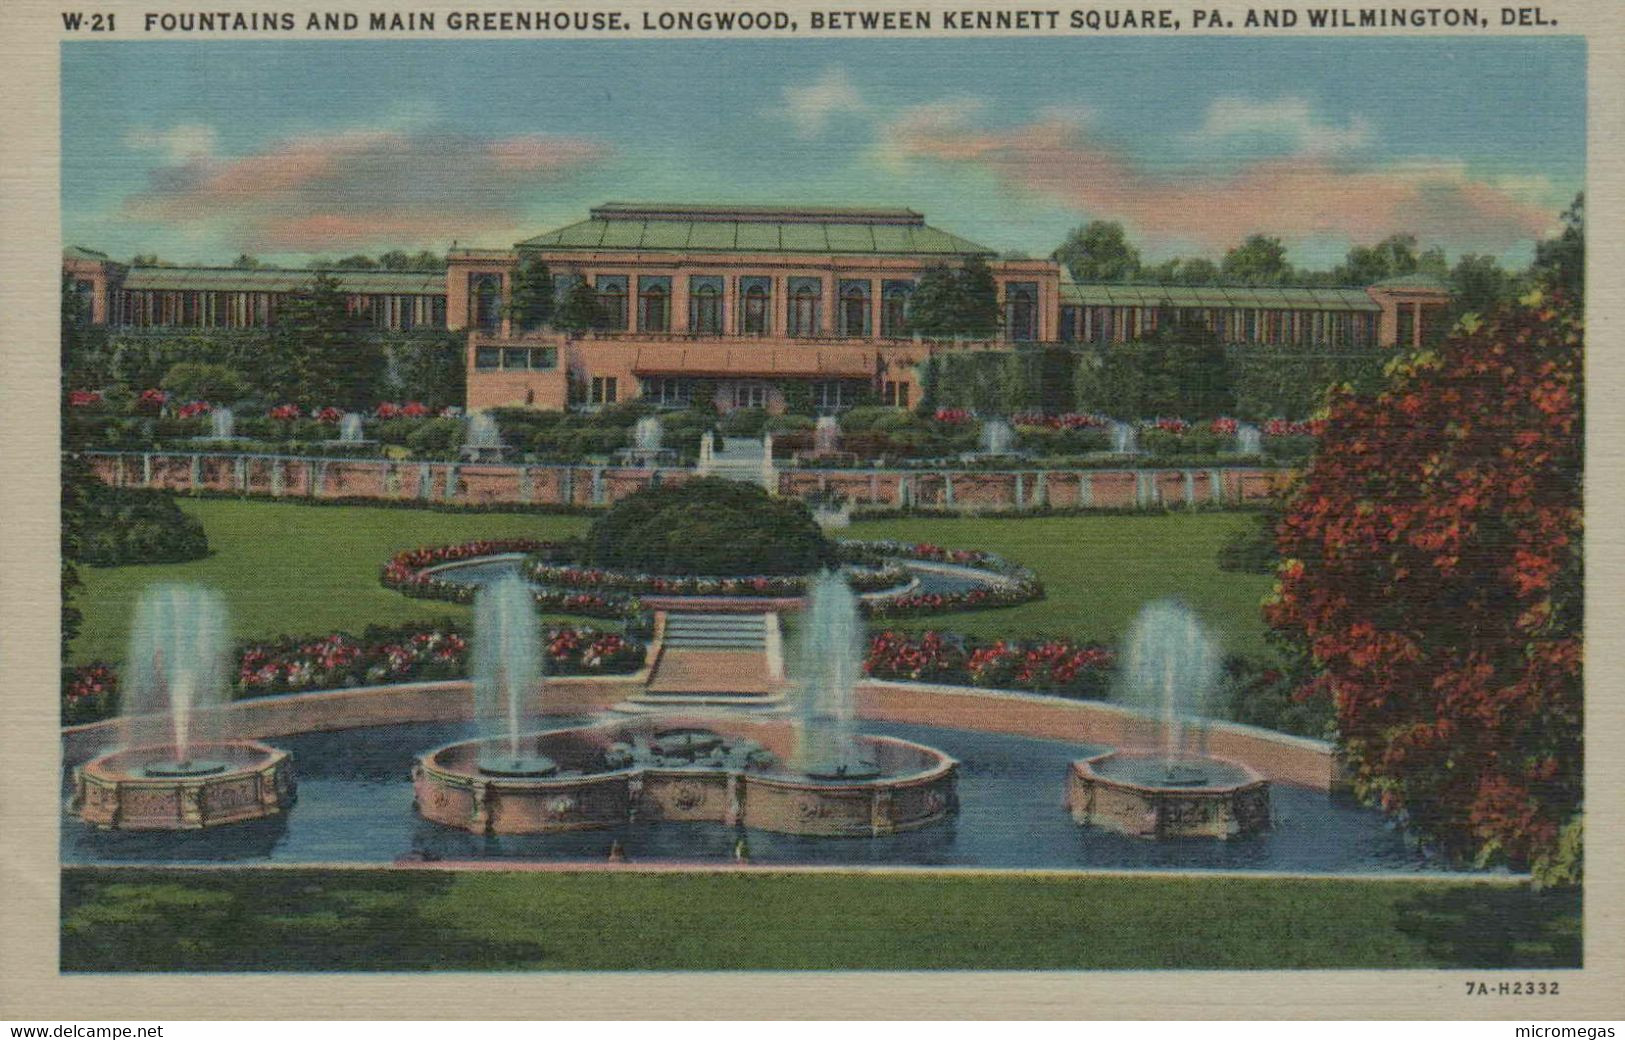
[62,13,115,30]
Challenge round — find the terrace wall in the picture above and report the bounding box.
[82,451,1293,511]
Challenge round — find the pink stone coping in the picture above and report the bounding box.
[63,676,1341,791]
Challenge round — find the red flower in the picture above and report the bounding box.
[267,403,301,421]
[402,401,431,418]
[68,389,103,407]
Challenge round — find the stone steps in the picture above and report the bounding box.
[662,612,768,649]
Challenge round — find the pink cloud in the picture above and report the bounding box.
[884,111,1559,254]
[123,127,610,253]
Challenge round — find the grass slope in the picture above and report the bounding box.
[60,868,1580,972]
[69,500,588,665]
[68,501,1274,665]
[848,513,1276,659]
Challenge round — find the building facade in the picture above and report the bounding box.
[64,203,1453,414]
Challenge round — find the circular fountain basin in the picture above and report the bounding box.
[414,715,958,838]
[140,759,230,778]
[73,740,296,831]
[476,754,559,778]
[1066,751,1270,840]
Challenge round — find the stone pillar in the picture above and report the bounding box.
[1077,471,1092,508]
[519,467,534,504]
[561,467,575,505]
[417,462,432,501]
[943,472,954,507]
[591,467,605,505]
[1209,469,1224,505]
[142,453,153,487]
[869,472,879,503]
[443,464,458,501]
[1036,471,1048,507]
[234,457,247,491]
[189,455,202,490]
[270,461,285,498]
[1184,470,1197,509]
[820,271,836,336]
[1014,473,1025,510]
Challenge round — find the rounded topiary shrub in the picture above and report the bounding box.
[582,477,836,576]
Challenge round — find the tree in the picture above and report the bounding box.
[1449,253,1517,321]
[953,256,1001,338]
[1338,233,1419,284]
[330,253,379,270]
[269,271,382,408]
[906,261,1000,338]
[1532,192,1583,299]
[161,361,247,403]
[230,254,269,270]
[509,257,555,332]
[1221,234,1293,285]
[1052,221,1142,282]
[552,276,603,332]
[1266,291,1582,873]
[129,253,169,267]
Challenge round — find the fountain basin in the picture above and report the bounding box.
[1066,751,1269,840]
[413,716,958,837]
[73,740,296,831]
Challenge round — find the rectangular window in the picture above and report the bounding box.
[470,273,503,332]
[787,277,822,338]
[880,280,914,338]
[591,376,619,405]
[529,346,558,370]
[812,381,857,413]
[689,275,723,335]
[502,347,529,370]
[733,383,768,409]
[883,381,910,408]
[638,276,671,333]
[475,347,501,371]
[643,377,694,408]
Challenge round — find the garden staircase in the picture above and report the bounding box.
[616,610,788,712]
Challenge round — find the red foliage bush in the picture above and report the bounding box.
[1266,292,1582,869]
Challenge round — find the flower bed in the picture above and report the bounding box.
[62,620,647,724]
[840,540,1046,618]
[380,538,647,622]
[864,630,1113,698]
[525,562,909,597]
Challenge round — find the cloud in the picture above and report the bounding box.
[879,105,1558,254]
[1191,97,1374,157]
[119,126,610,253]
[124,123,219,163]
[781,67,868,138]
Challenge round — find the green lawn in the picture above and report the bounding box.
[69,500,589,665]
[848,513,1276,659]
[69,500,1274,666]
[60,868,1580,971]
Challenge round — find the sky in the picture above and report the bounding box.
[61,37,1586,270]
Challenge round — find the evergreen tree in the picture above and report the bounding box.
[553,277,604,332]
[1532,192,1584,299]
[509,256,555,331]
[270,271,382,408]
[953,256,1001,338]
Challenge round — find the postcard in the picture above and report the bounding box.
[1,0,1621,1020]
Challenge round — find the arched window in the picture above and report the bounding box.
[1003,282,1037,342]
[838,280,870,338]
[788,277,822,338]
[470,273,503,333]
[689,276,723,334]
[595,275,628,331]
[741,280,771,336]
[638,276,670,333]
[881,280,914,338]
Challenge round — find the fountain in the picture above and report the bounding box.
[616,415,676,467]
[471,574,554,778]
[413,575,958,838]
[192,406,247,445]
[1065,601,1269,839]
[71,584,296,830]
[813,415,841,455]
[1109,420,1141,456]
[794,573,878,780]
[461,411,511,462]
[324,411,375,450]
[1234,422,1262,456]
